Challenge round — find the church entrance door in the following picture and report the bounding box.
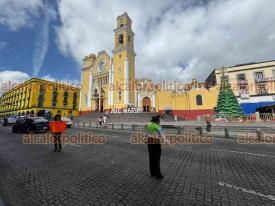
[142,97,151,112]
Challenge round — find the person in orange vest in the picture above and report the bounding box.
[53,111,62,152]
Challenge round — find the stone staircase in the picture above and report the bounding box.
[75,112,175,123]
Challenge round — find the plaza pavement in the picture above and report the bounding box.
[0,125,274,206]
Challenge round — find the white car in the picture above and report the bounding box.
[7,116,18,124]
[61,117,73,128]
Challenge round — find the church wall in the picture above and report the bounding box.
[113,50,127,109]
[156,87,218,120]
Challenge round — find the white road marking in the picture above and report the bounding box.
[218,182,275,201]
[212,149,275,158]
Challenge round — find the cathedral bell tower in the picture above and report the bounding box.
[112,12,136,109]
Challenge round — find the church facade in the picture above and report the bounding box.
[79,12,218,120]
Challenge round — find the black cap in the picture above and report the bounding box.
[151,115,161,122]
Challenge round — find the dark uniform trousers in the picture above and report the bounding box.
[54,133,62,150]
[147,138,161,176]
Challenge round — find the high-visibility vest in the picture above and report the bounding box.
[146,122,162,138]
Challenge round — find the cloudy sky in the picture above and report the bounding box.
[1,0,275,94]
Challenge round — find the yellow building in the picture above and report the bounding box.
[0,78,80,118]
[80,12,219,120]
[205,60,275,114]
[136,79,218,120]
[80,12,136,113]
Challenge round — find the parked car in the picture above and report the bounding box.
[61,117,73,128]
[12,117,49,133]
[7,116,18,125]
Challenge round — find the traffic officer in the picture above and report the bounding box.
[146,115,170,179]
[53,112,62,152]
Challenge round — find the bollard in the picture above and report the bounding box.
[112,123,114,129]
[96,123,98,128]
[224,128,229,138]
[83,122,85,127]
[121,123,124,130]
[77,121,80,127]
[256,129,262,141]
[177,126,181,134]
[132,124,135,131]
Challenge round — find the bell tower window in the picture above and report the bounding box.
[118,34,124,44]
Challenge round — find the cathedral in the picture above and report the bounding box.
[79,12,218,120]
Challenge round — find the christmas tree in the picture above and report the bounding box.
[215,73,243,119]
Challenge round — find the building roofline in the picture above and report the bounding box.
[214,59,275,71]
[1,77,80,97]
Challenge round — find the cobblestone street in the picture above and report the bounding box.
[0,126,274,206]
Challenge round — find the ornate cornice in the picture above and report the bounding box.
[112,46,136,56]
[114,25,135,36]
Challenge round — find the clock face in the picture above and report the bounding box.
[98,61,104,72]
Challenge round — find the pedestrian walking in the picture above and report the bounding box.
[3,116,8,127]
[206,116,212,132]
[53,112,62,152]
[146,115,170,179]
[98,116,102,127]
[102,115,107,128]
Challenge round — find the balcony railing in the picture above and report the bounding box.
[255,78,266,83]
[256,90,268,95]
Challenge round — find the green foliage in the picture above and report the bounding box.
[215,75,243,118]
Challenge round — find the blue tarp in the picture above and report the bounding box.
[240,101,275,114]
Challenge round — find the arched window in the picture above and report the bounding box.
[63,91,68,108]
[38,84,45,107]
[98,61,104,72]
[73,92,77,110]
[196,95,203,106]
[118,34,124,44]
[118,91,122,101]
[52,87,58,107]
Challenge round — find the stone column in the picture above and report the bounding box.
[88,72,93,109]
[152,93,156,107]
[137,93,141,107]
[79,71,83,111]
[108,69,112,106]
[124,57,129,105]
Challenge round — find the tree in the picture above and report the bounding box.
[215,74,243,119]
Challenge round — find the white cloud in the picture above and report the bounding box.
[0,70,30,96]
[0,0,42,31]
[41,75,80,88]
[32,3,56,76]
[56,0,275,82]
